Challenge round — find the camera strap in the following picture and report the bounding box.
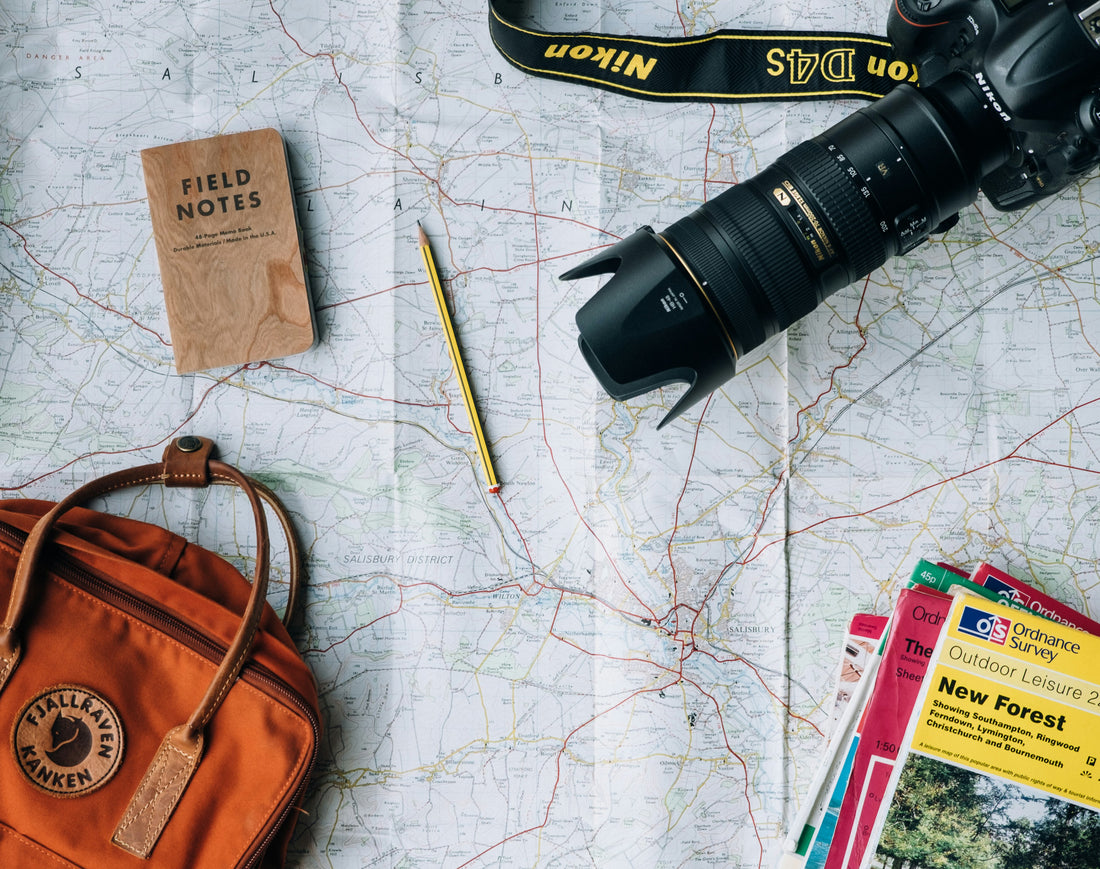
[488,0,912,103]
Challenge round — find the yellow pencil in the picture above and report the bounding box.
[418,222,501,494]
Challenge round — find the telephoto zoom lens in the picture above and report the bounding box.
[568,73,1013,426]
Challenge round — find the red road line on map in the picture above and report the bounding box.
[692,646,823,733]
[314,281,419,311]
[550,631,682,676]
[974,203,1100,362]
[790,277,872,446]
[661,393,824,740]
[318,244,597,312]
[728,278,872,574]
[263,10,866,864]
[266,1,617,242]
[1,220,169,346]
[1,368,246,492]
[456,678,707,868]
[5,198,149,226]
[773,220,1095,561]
[703,105,719,200]
[667,393,712,601]
[515,135,660,623]
[496,490,544,590]
[303,580,405,655]
[257,361,441,410]
[739,394,1100,567]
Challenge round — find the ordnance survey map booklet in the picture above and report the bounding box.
[862,592,1100,869]
[829,613,890,733]
[968,561,1100,635]
[808,584,952,869]
[783,613,890,867]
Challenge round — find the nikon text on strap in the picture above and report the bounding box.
[488,0,913,103]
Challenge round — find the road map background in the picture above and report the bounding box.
[3,0,1100,866]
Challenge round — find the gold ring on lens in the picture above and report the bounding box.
[656,233,740,362]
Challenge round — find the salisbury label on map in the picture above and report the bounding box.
[141,128,316,373]
[910,595,1100,809]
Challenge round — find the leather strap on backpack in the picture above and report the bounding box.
[163,434,304,625]
[0,437,300,858]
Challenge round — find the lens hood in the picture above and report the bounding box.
[567,228,738,428]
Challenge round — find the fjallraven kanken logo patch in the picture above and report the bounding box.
[11,684,125,796]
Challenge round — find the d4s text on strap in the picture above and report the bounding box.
[488,0,915,103]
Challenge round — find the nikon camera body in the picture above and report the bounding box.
[891,0,1100,209]
[569,0,1100,425]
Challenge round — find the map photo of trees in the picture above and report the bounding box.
[870,753,1100,869]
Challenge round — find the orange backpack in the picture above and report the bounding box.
[0,437,319,867]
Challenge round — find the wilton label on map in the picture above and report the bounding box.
[141,128,316,373]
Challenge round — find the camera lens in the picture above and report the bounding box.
[569,73,1013,426]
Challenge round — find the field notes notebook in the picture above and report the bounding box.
[141,128,316,373]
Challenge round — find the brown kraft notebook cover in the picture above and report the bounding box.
[141,128,316,373]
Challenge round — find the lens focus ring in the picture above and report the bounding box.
[658,135,891,357]
[778,140,887,280]
[667,182,823,344]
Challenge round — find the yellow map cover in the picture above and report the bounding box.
[863,591,1100,868]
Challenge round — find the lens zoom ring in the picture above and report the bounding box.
[778,140,886,279]
[695,184,822,331]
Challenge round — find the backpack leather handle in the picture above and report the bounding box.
[160,433,304,627]
[0,437,303,683]
[0,438,287,708]
[0,437,299,858]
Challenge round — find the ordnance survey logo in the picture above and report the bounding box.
[981,573,1027,604]
[11,684,125,797]
[957,605,1012,645]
